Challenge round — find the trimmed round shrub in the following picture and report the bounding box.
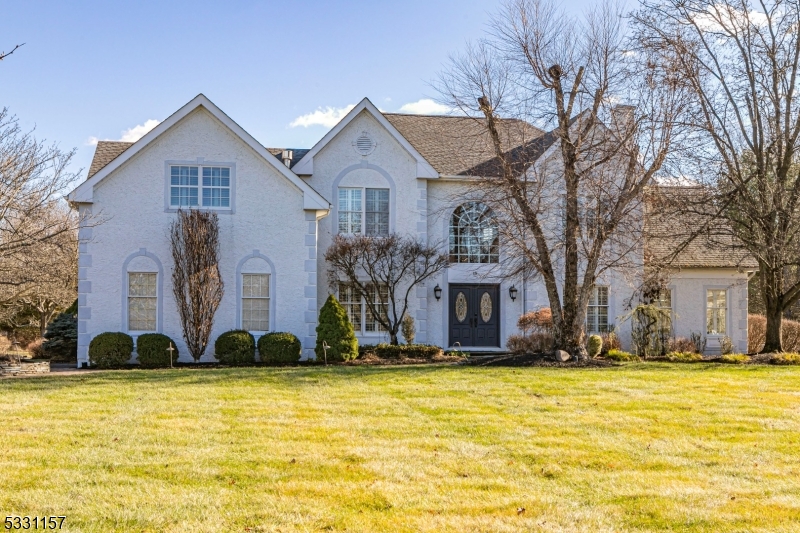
[89,332,134,368]
[136,333,179,368]
[258,332,301,364]
[587,335,603,358]
[215,330,255,365]
[315,294,358,362]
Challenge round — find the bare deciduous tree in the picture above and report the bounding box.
[170,210,224,361]
[437,0,691,358]
[325,234,448,345]
[0,43,24,62]
[633,0,800,352]
[0,108,82,328]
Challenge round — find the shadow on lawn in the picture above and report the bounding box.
[0,360,776,393]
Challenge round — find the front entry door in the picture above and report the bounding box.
[449,284,500,347]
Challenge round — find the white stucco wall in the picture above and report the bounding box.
[77,107,321,364]
[306,110,432,345]
[669,269,750,354]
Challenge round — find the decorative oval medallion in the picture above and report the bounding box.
[480,292,492,322]
[455,292,468,323]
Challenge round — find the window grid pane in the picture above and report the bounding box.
[365,284,389,332]
[242,274,269,331]
[201,167,231,207]
[170,166,199,207]
[128,273,157,331]
[587,286,609,333]
[338,188,363,234]
[338,283,362,331]
[449,202,499,263]
[365,188,390,235]
[706,289,727,334]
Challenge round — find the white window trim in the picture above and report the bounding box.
[236,251,276,335]
[127,271,158,333]
[164,159,237,213]
[336,186,390,236]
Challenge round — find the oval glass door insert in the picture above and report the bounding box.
[455,292,468,322]
[480,292,492,322]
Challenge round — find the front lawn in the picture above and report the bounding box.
[1,364,799,532]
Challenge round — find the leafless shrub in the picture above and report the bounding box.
[668,337,697,354]
[749,314,800,353]
[325,234,448,345]
[170,210,224,362]
[506,332,554,354]
[518,308,553,334]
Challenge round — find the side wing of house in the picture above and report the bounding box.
[69,95,329,364]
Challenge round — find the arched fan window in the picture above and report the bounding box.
[449,202,499,263]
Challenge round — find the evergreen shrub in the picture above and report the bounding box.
[215,330,255,365]
[136,333,179,368]
[89,332,134,368]
[587,335,603,358]
[258,332,301,364]
[42,312,78,362]
[315,295,358,362]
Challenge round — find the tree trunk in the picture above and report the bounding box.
[553,304,589,360]
[390,332,399,345]
[761,265,784,353]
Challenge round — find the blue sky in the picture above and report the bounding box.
[0,0,625,185]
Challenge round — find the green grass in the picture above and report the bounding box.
[1,364,800,532]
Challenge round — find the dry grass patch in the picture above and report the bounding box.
[1,364,800,532]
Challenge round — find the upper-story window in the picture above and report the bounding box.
[449,202,499,263]
[338,187,389,235]
[169,165,231,209]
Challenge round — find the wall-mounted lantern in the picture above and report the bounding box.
[509,285,518,301]
[434,284,442,300]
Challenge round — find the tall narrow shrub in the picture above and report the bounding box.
[170,210,224,362]
[315,294,358,362]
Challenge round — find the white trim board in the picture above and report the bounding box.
[68,94,331,211]
[291,97,439,179]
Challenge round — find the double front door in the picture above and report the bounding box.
[449,284,500,347]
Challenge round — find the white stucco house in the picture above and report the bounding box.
[68,94,755,365]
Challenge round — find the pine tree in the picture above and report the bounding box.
[42,311,77,362]
[315,294,358,362]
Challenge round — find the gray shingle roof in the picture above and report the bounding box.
[265,148,310,169]
[87,141,133,178]
[86,142,310,179]
[383,113,546,176]
[645,186,757,269]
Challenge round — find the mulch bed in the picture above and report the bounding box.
[468,353,618,368]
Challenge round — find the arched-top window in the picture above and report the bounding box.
[449,202,499,263]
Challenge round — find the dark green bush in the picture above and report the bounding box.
[315,295,358,362]
[136,333,179,368]
[258,332,301,364]
[360,343,443,359]
[42,312,78,362]
[65,299,78,315]
[215,330,255,365]
[89,332,134,368]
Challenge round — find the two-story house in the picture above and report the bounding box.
[68,94,754,365]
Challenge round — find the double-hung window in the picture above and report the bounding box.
[242,274,270,332]
[169,165,231,209]
[586,286,610,333]
[128,272,157,331]
[338,283,388,334]
[706,289,727,335]
[338,187,389,235]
